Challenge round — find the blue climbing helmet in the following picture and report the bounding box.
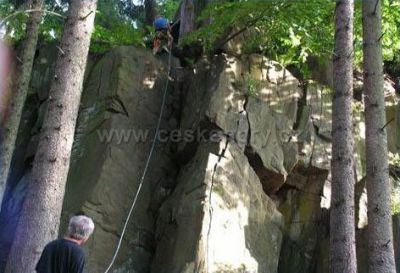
[154,17,169,31]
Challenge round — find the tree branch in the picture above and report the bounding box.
[372,0,380,16]
[377,31,384,42]
[215,13,266,50]
[80,11,94,21]
[0,9,65,28]
[380,118,394,131]
[214,1,293,50]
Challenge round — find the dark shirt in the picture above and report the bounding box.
[35,238,85,273]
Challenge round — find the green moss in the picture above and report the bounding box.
[212,182,238,209]
[389,153,400,215]
[352,101,364,116]
[392,186,400,215]
[213,182,225,197]
[214,263,248,273]
[298,196,314,221]
[244,73,261,98]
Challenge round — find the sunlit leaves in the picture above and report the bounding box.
[1,0,147,52]
[354,0,400,65]
[0,1,28,42]
[91,10,145,53]
[1,0,398,61]
[186,0,399,76]
[158,0,179,19]
[183,0,335,74]
[382,0,400,62]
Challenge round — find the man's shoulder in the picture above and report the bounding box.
[43,238,62,249]
[45,239,84,254]
[62,239,84,250]
[36,239,86,273]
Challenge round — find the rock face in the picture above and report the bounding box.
[394,214,400,273]
[277,166,329,273]
[61,46,180,273]
[0,46,181,273]
[152,139,283,273]
[150,53,295,273]
[178,55,301,195]
[0,45,399,273]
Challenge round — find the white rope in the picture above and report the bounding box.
[103,48,174,273]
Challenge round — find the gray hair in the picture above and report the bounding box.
[67,215,95,240]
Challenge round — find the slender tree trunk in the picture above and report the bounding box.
[362,1,397,272]
[145,0,157,26]
[0,0,43,212]
[4,1,97,272]
[330,1,357,273]
[0,43,11,127]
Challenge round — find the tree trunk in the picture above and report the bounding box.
[145,0,157,26]
[330,1,357,273]
[0,0,43,212]
[4,1,98,272]
[179,0,195,37]
[179,0,209,38]
[362,0,397,272]
[0,43,11,128]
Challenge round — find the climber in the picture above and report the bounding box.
[153,15,173,55]
[35,215,95,273]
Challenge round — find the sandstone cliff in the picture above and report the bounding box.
[0,45,399,273]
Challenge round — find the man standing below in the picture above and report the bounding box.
[35,215,95,273]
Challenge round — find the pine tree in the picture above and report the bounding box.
[362,0,396,272]
[330,1,357,273]
[4,0,98,272]
[0,0,43,212]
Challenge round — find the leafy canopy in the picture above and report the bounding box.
[0,0,399,65]
[0,0,152,52]
[184,0,400,74]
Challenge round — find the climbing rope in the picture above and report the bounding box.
[103,48,173,273]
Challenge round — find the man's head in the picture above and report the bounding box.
[67,215,95,244]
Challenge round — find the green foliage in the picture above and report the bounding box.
[0,1,29,43]
[392,186,400,215]
[84,0,147,52]
[0,1,67,43]
[91,10,145,53]
[354,0,400,65]
[244,73,260,97]
[389,152,400,215]
[215,263,248,273]
[389,152,400,166]
[0,0,147,52]
[39,4,66,42]
[91,23,145,53]
[184,0,335,69]
[185,0,400,77]
[352,101,363,116]
[158,0,179,19]
[380,0,400,62]
[1,0,399,65]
